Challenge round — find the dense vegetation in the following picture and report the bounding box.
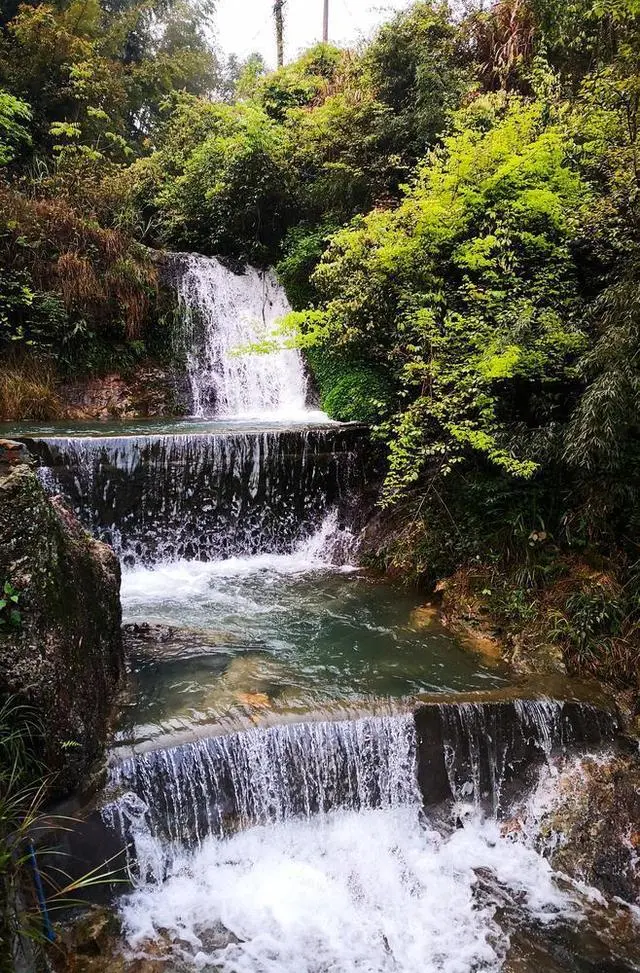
[1,0,640,687]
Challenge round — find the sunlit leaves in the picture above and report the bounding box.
[294,94,591,504]
[0,89,31,165]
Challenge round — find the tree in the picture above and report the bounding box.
[363,1,471,165]
[291,94,590,505]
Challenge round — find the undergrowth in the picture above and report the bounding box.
[0,357,62,422]
[361,464,640,691]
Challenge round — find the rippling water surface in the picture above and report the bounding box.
[117,531,507,750]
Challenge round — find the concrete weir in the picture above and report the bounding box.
[20,425,370,564]
[45,691,619,900]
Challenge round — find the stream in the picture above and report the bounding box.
[11,254,640,972]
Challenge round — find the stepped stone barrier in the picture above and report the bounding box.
[44,692,620,902]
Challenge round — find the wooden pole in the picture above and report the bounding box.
[274,0,284,67]
[322,0,329,42]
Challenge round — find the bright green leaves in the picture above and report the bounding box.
[476,344,522,380]
[0,90,31,166]
[297,93,590,505]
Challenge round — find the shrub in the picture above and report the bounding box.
[0,182,159,375]
[305,346,395,423]
[276,222,339,309]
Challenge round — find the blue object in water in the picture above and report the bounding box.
[28,843,56,942]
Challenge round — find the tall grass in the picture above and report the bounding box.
[0,699,125,971]
[0,182,158,342]
[0,358,62,423]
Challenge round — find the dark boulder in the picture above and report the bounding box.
[0,463,124,796]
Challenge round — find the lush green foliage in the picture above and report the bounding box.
[121,97,297,262]
[115,8,475,263]
[297,94,590,499]
[0,0,220,164]
[0,90,30,164]
[304,346,395,424]
[0,0,238,380]
[285,1,640,685]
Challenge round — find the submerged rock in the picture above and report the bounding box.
[123,621,248,660]
[0,463,124,796]
[52,907,240,973]
[189,652,295,718]
[51,907,168,973]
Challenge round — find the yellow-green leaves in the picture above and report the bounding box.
[0,90,32,165]
[297,91,591,502]
[476,344,522,380]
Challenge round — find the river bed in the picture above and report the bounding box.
[117,529,507,752]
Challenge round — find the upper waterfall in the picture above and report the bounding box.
[169,253,314,420]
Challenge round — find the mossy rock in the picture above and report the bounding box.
[0,464,124,796]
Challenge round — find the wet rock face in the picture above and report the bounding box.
[414,699,619,812]
[51,906,240,973]
[540,752,640,906]
[0,462,124,796]
[59,364,189,421]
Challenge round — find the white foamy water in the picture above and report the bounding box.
[120,512,356,609]
[120,806,576,973]
[172,253,324,420]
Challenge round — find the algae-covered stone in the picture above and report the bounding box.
[0,463,124,796]
[539,752,640,906]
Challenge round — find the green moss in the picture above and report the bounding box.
[305,346,395,423]
[0,466,123,796]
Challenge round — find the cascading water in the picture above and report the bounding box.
[119,804,579,973]
[22,253,351,564]
[24,427,366,563]
[19,250,637,971]
[106,714,419,857]
[104,699,618,859]
[169,253,313,419]
[100,700,623,973]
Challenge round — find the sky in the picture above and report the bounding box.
[215,0,413,67]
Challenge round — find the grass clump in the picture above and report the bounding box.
[0,358,62,422]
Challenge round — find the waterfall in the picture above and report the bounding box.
[19,256,357,566]
[118,801,577,973]
[423,698,618,813]
[24,427,367,563]
[17,250,630,971]
[101,698,618,880]
[105,715,419,860]
[169,253,310,419]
